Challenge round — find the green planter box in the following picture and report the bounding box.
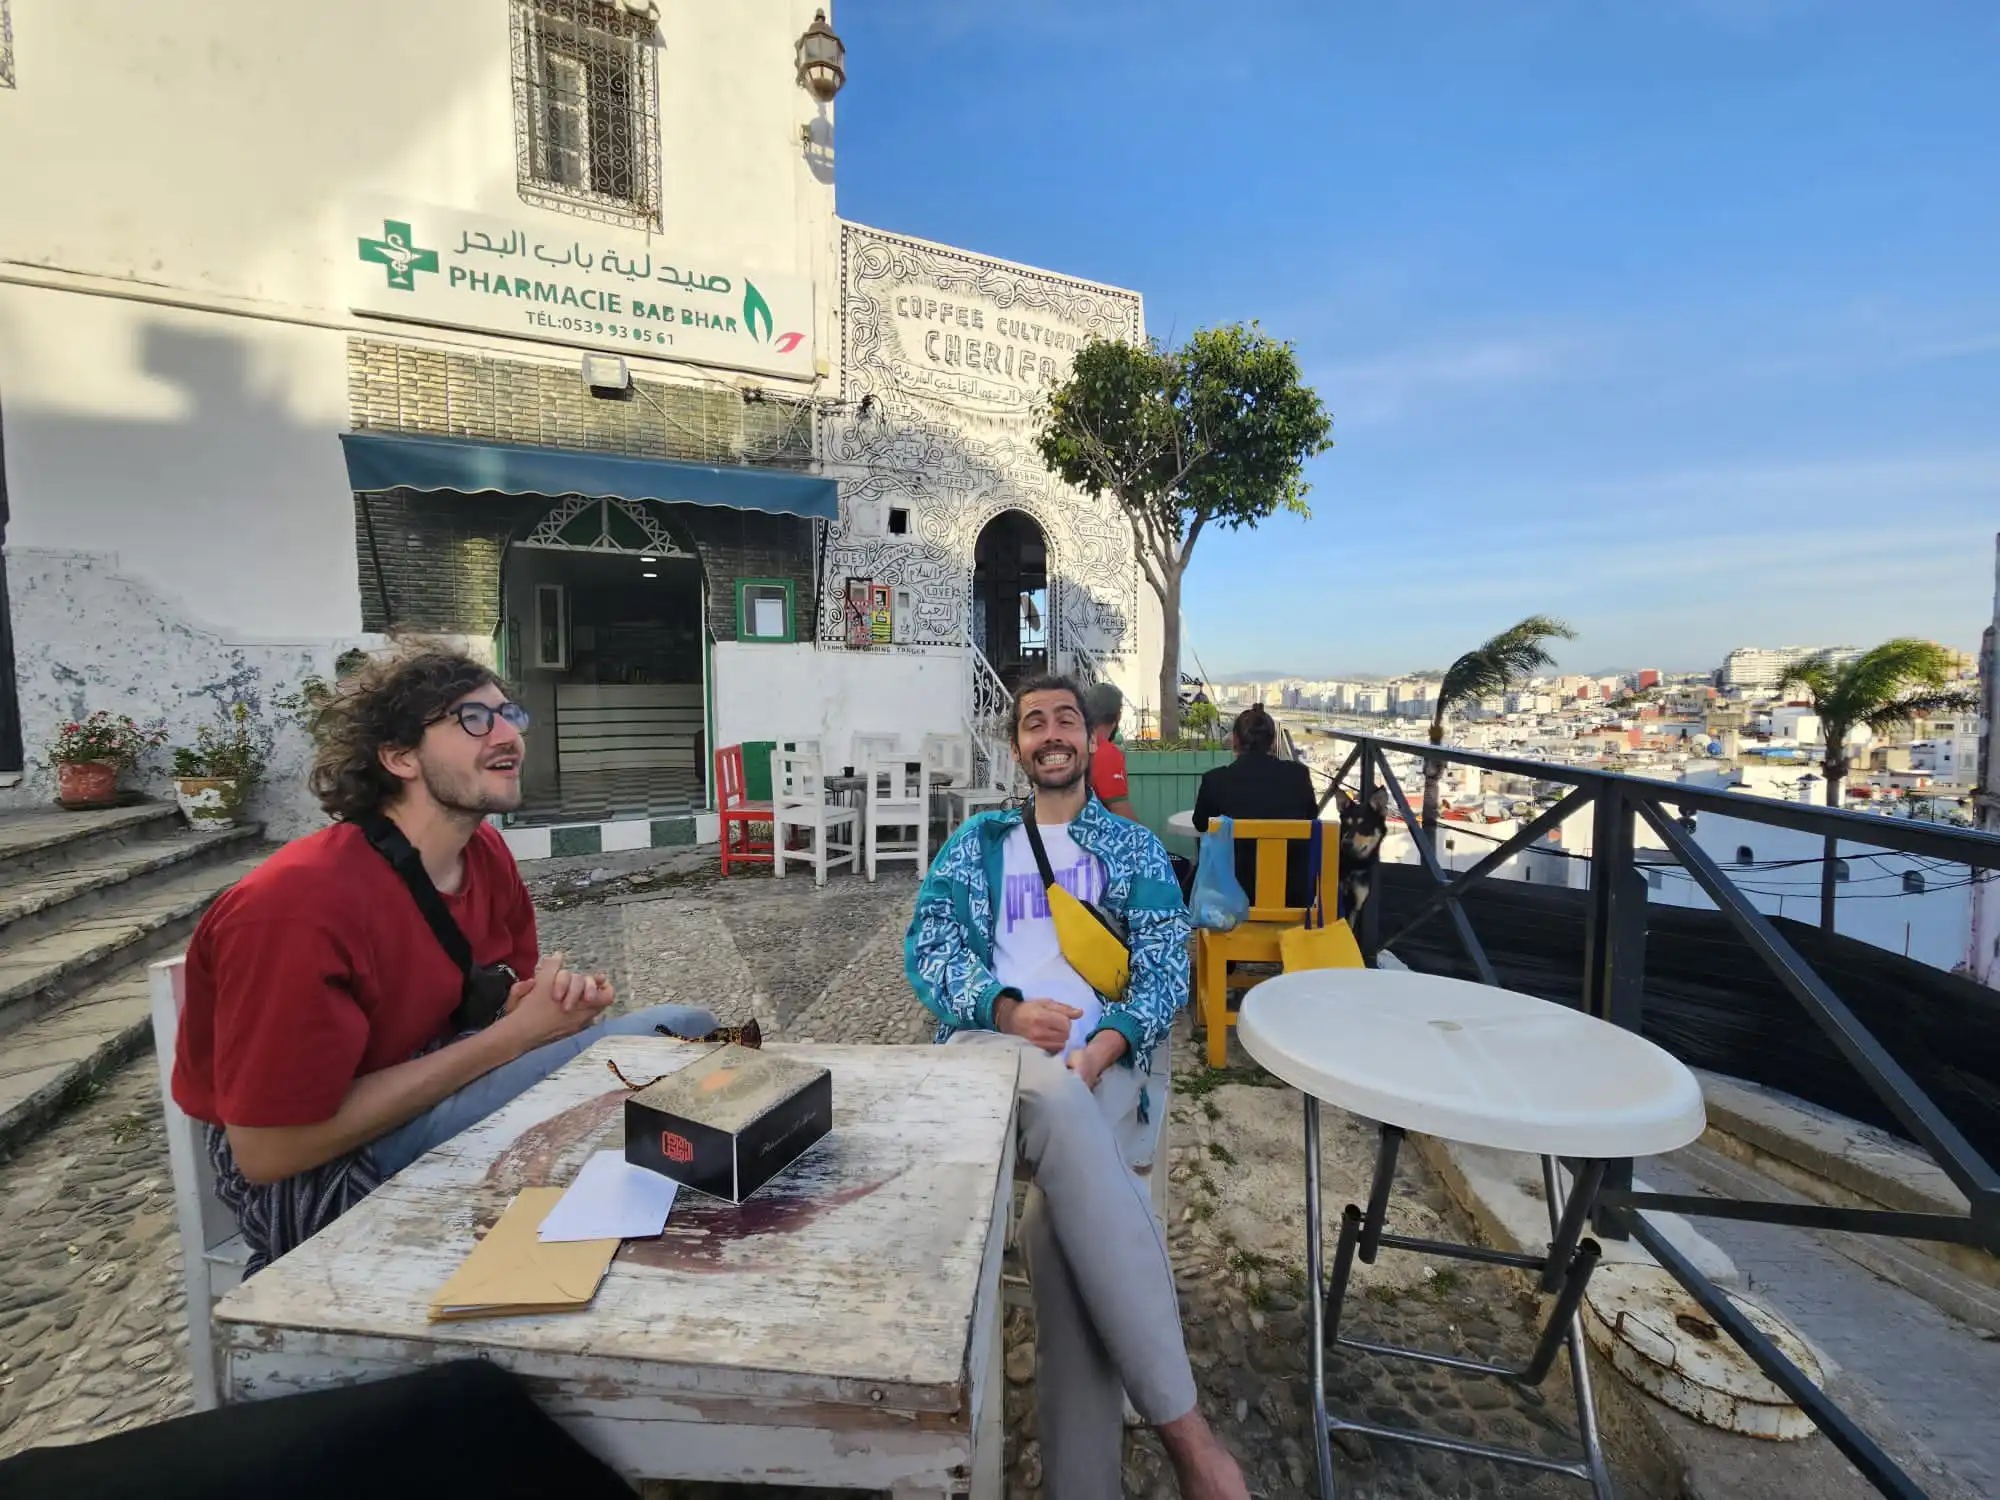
[1123,748,1233,853]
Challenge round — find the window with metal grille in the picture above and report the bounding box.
[511,0,660,227]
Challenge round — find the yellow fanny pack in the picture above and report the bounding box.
[1022,807,1131,1000]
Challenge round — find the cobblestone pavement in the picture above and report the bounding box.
[1,851,1668,1497]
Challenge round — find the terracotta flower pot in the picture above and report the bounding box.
[57,760,120,808]
[174,777,245,826]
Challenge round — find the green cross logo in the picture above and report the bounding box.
[358,219,438,292]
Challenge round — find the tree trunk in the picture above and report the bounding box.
[1157,568,1183,740]
[1421,719,1445,841]
[1819,752,1845,932]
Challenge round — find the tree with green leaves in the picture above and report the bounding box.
[1423,616,1577,836]
[1036,324,1333,738]
[1776,638,1979,928]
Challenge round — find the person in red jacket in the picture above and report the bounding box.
[172,645,714,1271]
[1083,681,1134,819]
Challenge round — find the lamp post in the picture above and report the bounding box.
[795,9,846,103]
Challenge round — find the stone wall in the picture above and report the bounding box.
[3,548,366,840]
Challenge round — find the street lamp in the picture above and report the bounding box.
[795,10,846,103]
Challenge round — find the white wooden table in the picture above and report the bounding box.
[213,1040,1020,1499]
[1167,809,1197,840]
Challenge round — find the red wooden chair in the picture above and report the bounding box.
[715,744,774,873]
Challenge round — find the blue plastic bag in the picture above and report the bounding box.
[1190,815,1251,931]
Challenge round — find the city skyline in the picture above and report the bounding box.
[839,4,2000,677]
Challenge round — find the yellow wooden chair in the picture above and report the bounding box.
[1195,817,1361,1066]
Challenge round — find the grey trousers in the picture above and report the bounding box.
[950,1032,1198,1498]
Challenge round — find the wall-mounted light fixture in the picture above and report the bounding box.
[582,353,631,397]
[795,10,845,103]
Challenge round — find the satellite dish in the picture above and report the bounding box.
[1707,740,1723,755]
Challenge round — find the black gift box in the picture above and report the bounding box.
[623,1044,833,1203]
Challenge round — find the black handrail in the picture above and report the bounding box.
[1310,728,2000,1500]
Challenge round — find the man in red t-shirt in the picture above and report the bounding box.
[1084,682,1134,819]
[173,646,714,1270]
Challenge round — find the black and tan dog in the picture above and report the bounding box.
[1335,786,1389,921]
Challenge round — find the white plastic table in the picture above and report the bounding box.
[1167,808,1197,840]
[1239,968,1705,1499]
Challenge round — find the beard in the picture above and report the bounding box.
[418,749,524,817]
[1022,739,1088,793]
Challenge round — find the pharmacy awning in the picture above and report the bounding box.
[338,432,838,522]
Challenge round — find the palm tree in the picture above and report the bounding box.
[1422,616,1577,837]
[1776,638,1979,929]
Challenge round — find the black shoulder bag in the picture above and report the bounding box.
[354,813,518,1033]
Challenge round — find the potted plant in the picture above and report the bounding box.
[48,711,166,809]
[170,703,267,826]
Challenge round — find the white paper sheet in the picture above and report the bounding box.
[537,1150,679,1243]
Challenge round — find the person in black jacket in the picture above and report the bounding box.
[1192,704,1319,907]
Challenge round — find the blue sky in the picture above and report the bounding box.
[834,1,2000,677]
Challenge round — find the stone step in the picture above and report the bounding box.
[0,822,263,947]
[0,802,186,880]
[0,968,153,1158]
[0,851,267,1038]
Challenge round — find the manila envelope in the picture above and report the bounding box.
[429,1187,620,1322]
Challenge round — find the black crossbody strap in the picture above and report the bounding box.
[1020,800,1061,890]
[354,812,475,978]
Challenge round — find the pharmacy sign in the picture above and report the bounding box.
[346,199,815,380]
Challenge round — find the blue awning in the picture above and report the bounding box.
[338,432,837,522]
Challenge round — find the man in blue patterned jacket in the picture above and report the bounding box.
[906,675,1248,1500]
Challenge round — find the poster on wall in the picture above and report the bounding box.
[868,584,894,645]
[844,579,874,649]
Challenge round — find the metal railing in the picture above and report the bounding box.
[1316,730,2000,1500]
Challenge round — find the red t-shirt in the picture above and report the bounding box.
[171,820,538,1129]
[1091,733,1130,806]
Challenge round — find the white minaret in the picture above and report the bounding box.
[1970,534,2000,986]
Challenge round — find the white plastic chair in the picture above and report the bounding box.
[950,736,1016,827]
[922,732,974,788]
[863,756,930,880]
[772,747,857,887]
[148,955,252,1411]
[849,732,903,773]
[922,732,975,829]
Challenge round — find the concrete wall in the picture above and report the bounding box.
[1,548,366,840]
[0,284,360,640]
[710,643,969,774]
[0,0,837,323]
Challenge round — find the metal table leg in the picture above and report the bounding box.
[1304,1096,1337,1500]
[1306,1109,1617,1499]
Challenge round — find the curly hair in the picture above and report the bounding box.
[308,645,501,819]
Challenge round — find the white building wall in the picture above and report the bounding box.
[0,0,840,823]
[710,643,969,775]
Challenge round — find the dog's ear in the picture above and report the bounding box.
[1333,786,1356,815]
[1367,787,1389,816]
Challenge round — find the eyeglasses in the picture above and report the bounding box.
[436,701,531,738]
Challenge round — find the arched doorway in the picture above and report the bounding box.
[501,496,708,824]
[972,509,1050,693]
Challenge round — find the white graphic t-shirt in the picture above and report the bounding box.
[993,821,1106,1059]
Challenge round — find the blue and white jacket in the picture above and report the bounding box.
[903,799,1190,1074]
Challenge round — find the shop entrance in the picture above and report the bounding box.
[971,509,1050,694]
[501,496,707,826]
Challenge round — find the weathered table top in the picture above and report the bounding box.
[214,1041,1020,1425]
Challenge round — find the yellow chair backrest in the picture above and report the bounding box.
[1222,818,1340,925]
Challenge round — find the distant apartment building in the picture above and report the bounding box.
[1721,644,1859,692]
